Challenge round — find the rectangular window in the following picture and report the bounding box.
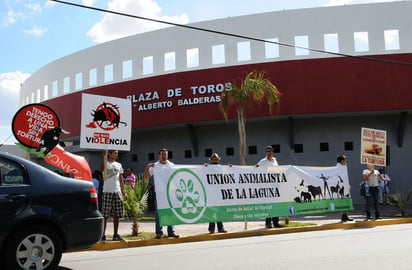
[75,73,82,90]
[294,144,303,153]
[354,32,369,52]
[89,68,97,86]
[143,56,153,75]
[226,147,234,156]
[344,141,353,151]
[272,144,281,153]
[148,152,155,161]
[36,89,40,102]
[168,151,173,160]
[104,64,113,83]
[52,81,58,97]
[324,33,339,53]
[131,154,138,162]
[43,85,48,100]
[164,52,176,71]
[265,38,279,58]
[295,35,309,56]
[248,146,257,155]
[320,142,329,152]
[123,60,133,79]
[205,148,213,158]
[187,48,199,68]
[184,150,192,159]
[212,44,225,65]
[384,29,400,50]
[64,76,70,93]
[237,41,251,61]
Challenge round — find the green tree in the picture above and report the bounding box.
[220,71,281,165]
[123,179,149,236]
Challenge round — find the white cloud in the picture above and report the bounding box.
[23,26,48,36]
[0,72,30,144]
[87,0,188,43]
[3,10,19,26]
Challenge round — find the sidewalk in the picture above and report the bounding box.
[89,204,412,251]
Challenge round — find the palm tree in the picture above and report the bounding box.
[220,71,281,165]
[123,178,149,236]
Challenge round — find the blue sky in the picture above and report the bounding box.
[0,0,399,144]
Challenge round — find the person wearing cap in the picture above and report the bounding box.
[256,146,281,228]
[99,150,127,241]
[204,153,228,234]
[144,148,180,239]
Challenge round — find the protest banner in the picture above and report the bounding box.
[360,127,387,166]
[153,164,353,226]
[80,93,132,151]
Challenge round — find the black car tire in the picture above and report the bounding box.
[5,225,63,270]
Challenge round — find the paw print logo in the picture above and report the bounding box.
[175,178,200,214]
[167,168,207,223]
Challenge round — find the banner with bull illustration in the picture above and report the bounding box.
[154,164,353,226]
[80,94,132,151]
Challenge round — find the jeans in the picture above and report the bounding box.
[208,222,225,232]
[365,186,380,218]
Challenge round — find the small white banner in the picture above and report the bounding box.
[360,127,387,166]
[80,93,131,151]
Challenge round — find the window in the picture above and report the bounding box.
[248,146,257,155]
[0,158,26,185]
[324,33,339,53]
[272,144,281,153]
[43,85,48,100]
[36,89,40,102]
[164,52,176,71]
[265,38,279,58]
[205,148,213,157]
[320,142,329,152]
[123,60,133,79]
[344,141,353,151]
[187,48,199,68]
[104,64,113,82]
[184,150,192,159]
[131,154,138,162]
[237,41,251,61]
[64,77,70,93]
[89,68,97,86]
[143,56,153,75]
[294,144,303,153]
[384,29,400,50]
[354,32,369,52]
[168,151,173,159]
[212,44,225,64]
[148,152,155,161]
[52,81,58,97]
[295,35,309,56]
[226,147,234,156]
[75,73,82,90]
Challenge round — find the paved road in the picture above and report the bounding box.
[60,223,412,270]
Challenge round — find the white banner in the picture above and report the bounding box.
[153,164,353,225]
[80,94,131,151]
[361,127,387,166]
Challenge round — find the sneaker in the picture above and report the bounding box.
[209,231,215,234]
[168,233,180,238]
[100,235,106,242]
[273,223,282,228]
[112,234,123,241]
[265,224,273,229]
[218,230,227,233]
[155,234,163,239]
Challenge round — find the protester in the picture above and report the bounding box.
[362,164,388,220]
[100,150,127,241]
[256,145,281,228]
[144,148,180,239]
[125,167,136,186]
[204,152,228,234]
[378,168,391,205]
[336,155,353,222]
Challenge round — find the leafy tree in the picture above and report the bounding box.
[123,178,149,236]
[220,71,281,165]
[387,189,412,216]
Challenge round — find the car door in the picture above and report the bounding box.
[0,157,31,244]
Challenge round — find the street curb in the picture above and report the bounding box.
[85,217,412,251]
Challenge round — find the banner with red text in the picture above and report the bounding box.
[80,94,132,151]
[361,127,387,166]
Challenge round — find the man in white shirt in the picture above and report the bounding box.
[256,146,280,228]
[144,148,179,239]
[363,164,388,220]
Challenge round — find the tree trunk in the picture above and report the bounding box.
[131,221,139,236]
[237,107,247,165]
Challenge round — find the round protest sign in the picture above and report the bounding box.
[12,104,60,149]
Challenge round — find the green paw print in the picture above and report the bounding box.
[175,178,200,214]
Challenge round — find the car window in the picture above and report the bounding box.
[0,158,27,185]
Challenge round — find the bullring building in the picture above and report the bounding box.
[20,2,412,204]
